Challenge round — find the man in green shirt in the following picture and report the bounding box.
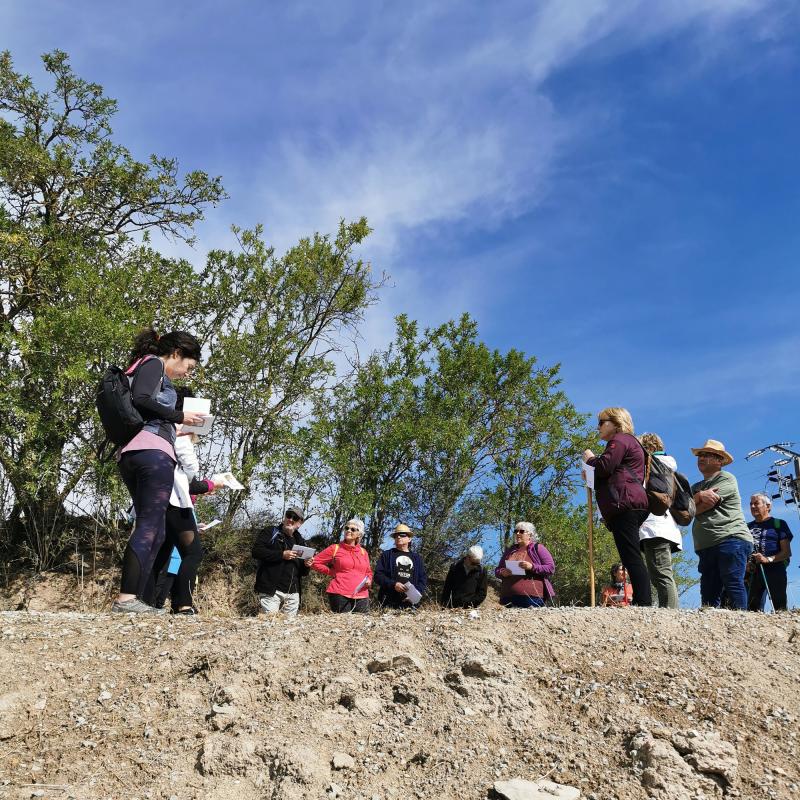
[690,439,753,609]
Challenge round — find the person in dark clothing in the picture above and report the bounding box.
[374,524,428,608]
[440,545,488,608]
[583,407,652,607]
[252,506,313,616]
[747,493,793,611]
[112,329,205,614]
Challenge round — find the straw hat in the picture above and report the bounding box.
[690,439,733,466]
[392,523,413,537]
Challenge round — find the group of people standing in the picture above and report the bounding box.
[585,407,793,612]
[108,331,792,616]
[250,512,557,615]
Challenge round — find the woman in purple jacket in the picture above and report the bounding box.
[583,407,651,606]
[496,522,555,607]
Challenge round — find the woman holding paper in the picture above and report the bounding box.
[496,522,556,608]
[145,389,225,614]
[310,519,373,613]
[583,407,651,607]
[112,329,207,614]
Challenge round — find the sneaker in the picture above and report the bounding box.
[171,607,198,616]
[111,598,167,614]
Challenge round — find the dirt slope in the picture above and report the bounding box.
[1,607,799,800]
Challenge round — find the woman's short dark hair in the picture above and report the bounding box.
[131,328,202,363]
[610,562,625,579]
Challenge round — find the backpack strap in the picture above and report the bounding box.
[332,543,339,558]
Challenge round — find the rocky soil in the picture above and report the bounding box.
[0,606,799,800]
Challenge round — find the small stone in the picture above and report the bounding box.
[97,690,112,702]
[328,783,343,798]
[332,752,356,770]
[493,778,581,800]
[367,655,393,673]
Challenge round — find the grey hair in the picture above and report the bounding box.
[750,493,772,508]
[515,521,539,542]
[345,518,365,536]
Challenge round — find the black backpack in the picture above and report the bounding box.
[637,447,676,516]
[669,471,696,526]
[95,357,161,452]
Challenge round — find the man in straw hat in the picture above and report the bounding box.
[374,524,428,608]
[690,439,753,609]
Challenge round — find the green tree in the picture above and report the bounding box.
[192,220,381,527]
[0,50,224,565]
[311,315,430,553]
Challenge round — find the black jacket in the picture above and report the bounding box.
[252,525,309,596]
[440,558,487,608]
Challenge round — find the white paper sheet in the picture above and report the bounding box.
[506,560,527,576]
[404,582,422,604]
[182,414,215,434]
[581,461,595,490]
[353,575,370,594]
[197,519,221,532]
[183,397,211,416]
[212,471,245,491]
[181,398,214,434]
[291,544,316,560]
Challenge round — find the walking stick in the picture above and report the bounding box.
[587,486,596,607]
[759,563,776,612]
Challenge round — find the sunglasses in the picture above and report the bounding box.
[344,526,360,533]
[285,513,302,523]
[514,529,528,534]
[394,533,410,538]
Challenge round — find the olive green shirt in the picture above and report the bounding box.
[691,470,753,551]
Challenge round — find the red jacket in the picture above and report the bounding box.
[311,542,373,598]
[588,432,648,521]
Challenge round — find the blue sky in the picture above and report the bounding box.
[4,1,800,606]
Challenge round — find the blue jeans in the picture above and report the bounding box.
[697,537,752,610]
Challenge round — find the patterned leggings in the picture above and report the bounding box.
[118,449,175,598]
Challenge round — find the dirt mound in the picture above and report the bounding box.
[1,607,799,800]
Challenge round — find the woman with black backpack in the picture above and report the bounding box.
[583,407,652,607]
[111,329,206,614]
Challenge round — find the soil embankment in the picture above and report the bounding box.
[0,607,799,800]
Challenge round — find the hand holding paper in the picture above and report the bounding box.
[581,461,595,490]
[182,397,214,434]
[506,560,527,576]
[291,544,316,560]
[212,471,245,491]
[403,582,422,604]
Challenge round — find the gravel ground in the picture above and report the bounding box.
[1,606,799,800]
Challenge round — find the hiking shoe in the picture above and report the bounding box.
[111,598,167,614]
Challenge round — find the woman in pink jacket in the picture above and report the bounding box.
[311,519,373,613]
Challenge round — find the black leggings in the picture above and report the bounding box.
[118,450,175,598]
[606,509,651,606]
[328,594,370,613]
[145,506,203,609]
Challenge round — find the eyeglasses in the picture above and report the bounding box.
[514,529,528,534]
[598,419,611,426]
[696,452,722,460]
[394,533,410,538]
[344,526,360,532]
[285,513,302,522]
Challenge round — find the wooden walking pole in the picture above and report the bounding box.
[586,486,596,607]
